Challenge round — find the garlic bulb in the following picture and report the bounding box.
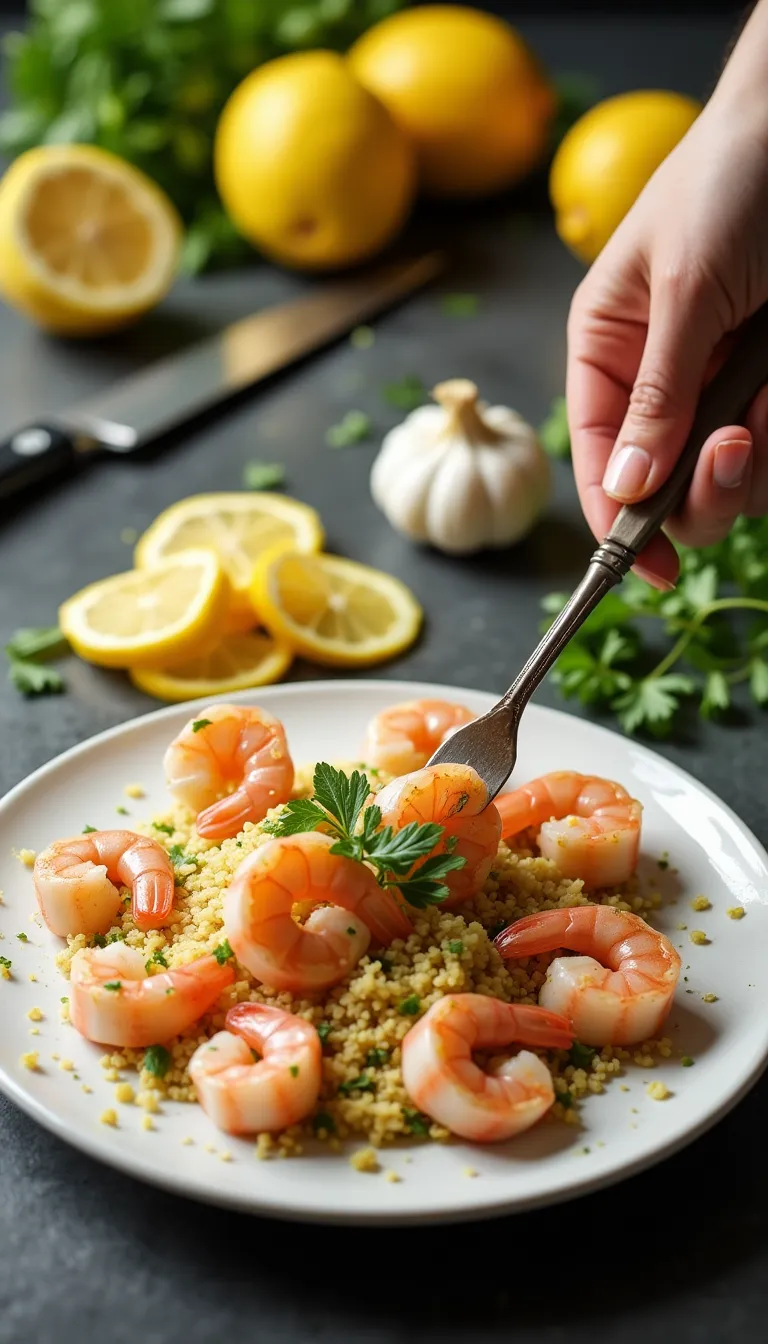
[370,379,549,555]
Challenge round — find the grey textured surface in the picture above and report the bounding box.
[1,14,766,1344]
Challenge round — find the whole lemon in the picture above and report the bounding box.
[348,5,555,198]
[214,51,416,271]
[550,90,701,264]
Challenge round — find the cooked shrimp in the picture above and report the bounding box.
[223,831,412,992]
[401,993,573,1142]
[495,906,681,1045]
[189,1003,322,1135]
[363,699,475,776]
[33,830,175,937]
[375,764,501,907]
[495,772,642,887]
[163,703,294,840]
[69,943,234,1047]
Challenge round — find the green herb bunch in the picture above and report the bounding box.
[542,514,768,735]
[264,762,465,907]
[0,0,404,272]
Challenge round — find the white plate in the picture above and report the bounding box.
[0,680,766,1225]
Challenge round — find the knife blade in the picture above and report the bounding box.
[0,251,444,503]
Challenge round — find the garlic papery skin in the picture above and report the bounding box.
[370,379,550,555]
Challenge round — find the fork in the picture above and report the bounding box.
[427,300,768,799]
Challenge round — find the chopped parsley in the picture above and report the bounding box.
[681,1056,695,1067]
[0,956,11,971]
[447,940,464,955]
[152,821,174,836]
[398,994,421,1016]
[192,718,212,733]
[103,981,121,992]
[365,1047,389,1068]
[289,1065,299,1078]
[242,460,285,491]
[16,932,28,942]
[143,1045,171,1078]
[82,825,97,834]
[91,933,107,948]
[338,1073,374,1095]
[382,375,427,411]
[107,931,125,943]
[312,1111,335,1134]
[6,626,69,698]
[325,409,372,449]
[316,1022,332,1044]
[169,844,197,868]
[212,939,233,965]
[145,949,168,971]
[346,926,357,936]
[556,1088,574,1109]
[568,1041,597,1070]
[402,1108,430,1136]
[487,921,508,941]
[116,806,129,816]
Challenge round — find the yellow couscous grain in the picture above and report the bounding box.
[99,1108,118,1126]
[726,906,745,920]
[59,1058,74,1072]
[385,1170,401,1183]
[137,1091,159,1113]
[690,896,711,912]
[141,1115,154,1132]
[26,1007,43,1021]
[124,784,145,799]
[350,1146,380,1173]
[16,848,36,868]
[702,992,718,1003]
[20,1051,39,1070]
[115,1083,135,1104]
[690,930,709,945]
[646,1082,671,1101]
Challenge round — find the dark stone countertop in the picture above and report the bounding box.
[1,13,766,1344]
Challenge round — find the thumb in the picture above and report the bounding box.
[602,281,722,504]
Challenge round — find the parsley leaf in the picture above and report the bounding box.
[191,718,212,733]
[143,1045,171,1078]
[701,669,731,720]
[8,659,64,697]
[0,955,11,971]
[103,982,121,992]
[263,798,330,838]
[382,375,427,411]
[338,1073,375,1095]
[395,852,466,908]
[312,1111,335,1133]
[152,821,174,836]
[242,460,285,491]
[613,674,695,736]
[145,949,168,971]
[212,940,233,966]
[568,1041,596,1070]
[316,1022,332,1045]
[325,410,372,448]
[398,994,421,1016]
[360,820,444,875]
[751,657,768,705]
[538,395,571,459]
[6,626,68,660]
[365,1047,390,1068]
[313,763,369,836]
[169,844,197,868]
[402,1108,431,1136]
[82,825,97,834]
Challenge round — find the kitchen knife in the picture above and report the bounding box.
[0,251,444,503]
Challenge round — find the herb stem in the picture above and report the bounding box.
[649,598,768,681]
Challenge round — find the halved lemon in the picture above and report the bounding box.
[135,493,324,631]
[0,145,181,335]
[60,549,228,669]
[130,629,293,702]
[250,548,423,667]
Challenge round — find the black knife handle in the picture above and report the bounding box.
[0,424,85,504]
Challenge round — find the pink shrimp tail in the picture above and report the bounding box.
[226,1002,290,1048]
[508,1003,573,1050]
[132,871,175,931]
[197,789,255,840]
[494,908,585,960]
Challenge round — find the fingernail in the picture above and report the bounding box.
[633,564,676,592]
[602,444,652,501]
[713,438,751,489]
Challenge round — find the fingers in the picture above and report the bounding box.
[745,384,768,516]
[601,273,722,506]
[666,425,753,548]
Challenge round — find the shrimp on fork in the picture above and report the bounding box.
[495,906,681,1045]
[375,764,501,907]
[496,772,642,887]
[363,699,475,777]
[33,830,175,936]
[69,943,234,1047]
[401,993,573,1142]
[224,831,411,992]
[164,703,294,840]
[189,1003,322,1135]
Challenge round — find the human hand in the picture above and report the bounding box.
[566,75,768,587]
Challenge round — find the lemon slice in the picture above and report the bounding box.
[0,145,181,335]
[130,630,293,702]
[60,550,228,669]
[250,548,423,667]
[135,493,324,609]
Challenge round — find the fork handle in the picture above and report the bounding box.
[600,297,768,571]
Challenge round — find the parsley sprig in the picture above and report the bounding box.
[6,625,69,697]
[264,763,465,908]
[543,516,768,735]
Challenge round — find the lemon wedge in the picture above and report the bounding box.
[250,548,422,667]
[0,145,181,335]
[60,550,228,669]
[135,494,324,626]
[130,630,293,702]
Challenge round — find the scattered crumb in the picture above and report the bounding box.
[181,1136,194,1145]
[140,1115,154,1132]
[59,1058,74,1072]
[690,930,709,945]
[29,1028,40,1037]
[690,895,711,912]
[26,1007,43,1022]
[28,974,37,983]
[51,1052,59,1061]
[81,1084,92,1094]
[137,1090,159,1113]
[702,992,718,1003]
[681,1056,695,1067]
[204,1143,216,1154]
[463,1166,478,1178]
[350,1146,380,1173]
[124,783,145,799]
[675,923,687,931]
[115,1083,135,1104]
[103,1068,120,1083]
[385,1170,401,1183]
[20,1051,39,1071]
[220,1151,233,1163]
[726,906,745,920]
[0,963,10,981]
[99,1108,118,1127]
[16,849,36,868]
[619,1084,630,1093]
[646,1082,671,1101]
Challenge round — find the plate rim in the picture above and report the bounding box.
[2,678,767,1225]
